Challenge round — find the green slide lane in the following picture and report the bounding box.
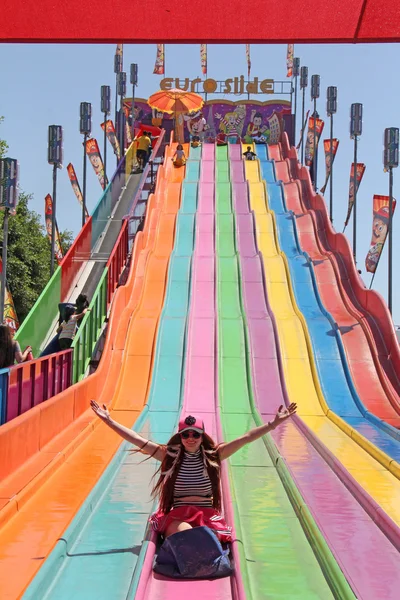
[215,154,335,598]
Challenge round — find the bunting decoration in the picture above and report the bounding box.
[200,44,207,75]
[0,258,19,331]
[304,116,324,167]
[66,163,89,218]
[101,120,121,159]
[153,44,165,75]
[365,195,396,273]
[344,163,366,227]
[44,194,63,265]
[246,44,251,78]
[320,139,340,194]
[85,138,106,189]
[286,44,294,77]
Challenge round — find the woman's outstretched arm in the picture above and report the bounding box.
[91,401,165,461]
[218,403,297,461]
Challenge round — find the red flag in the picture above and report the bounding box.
[344,163,366,226]
[66,163,89,218]
[85,138,106,190]
[365,195,396,273]
[200,44,207,75]
[246,44,251,78]
[153,44,165,75]
[101,120,121,159]
[304,116,324,167]
[320,139,339,194]
[44,194,63,265]
[286,44,294,77]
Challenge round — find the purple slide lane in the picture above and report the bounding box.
[231,175,400,599]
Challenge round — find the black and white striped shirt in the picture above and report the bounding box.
[173,449,213,507]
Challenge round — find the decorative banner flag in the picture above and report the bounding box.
[153,44,165,75]
[0,258,19,331]
[85,138,106,190]
[296,109,310,151]
[123,106,132,145]
[320,139,340,194]
[200,44,207,75]
[286,44,294,77]
[344,163,366,227]
[66,163,89,219]
[246,44,251,78]
[101,120,121,159]
[305,116,325,167]
[365,195,396,273]
[44,194,63,265]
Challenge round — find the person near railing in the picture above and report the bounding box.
[0,324,33,368]
[57,305,90,350]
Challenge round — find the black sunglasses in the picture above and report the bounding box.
[180,430,202,439]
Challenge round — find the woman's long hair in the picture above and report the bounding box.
[149,432,222,514]
[0,325,14,369]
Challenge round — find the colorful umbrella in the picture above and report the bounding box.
[148,88,204,115]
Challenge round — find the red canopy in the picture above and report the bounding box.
[1,0,399,43]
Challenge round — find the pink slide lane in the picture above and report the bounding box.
[231,177,400,599]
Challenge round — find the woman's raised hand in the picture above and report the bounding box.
[90,400,111,422]
[271,403,297,428]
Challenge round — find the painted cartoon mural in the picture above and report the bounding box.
[123,98,292,144]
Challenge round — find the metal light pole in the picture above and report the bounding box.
[383,127,399,315]
[327,86,337,222]
[101,86,111,185]
[350,103,363,263]
[80,102,91,228]
[311,74,320,190]
[0,158,19,323]
[292,57,300,147]
[300,66,308,164]
[130,63,138,140]
[117,71,127,157]
[48,126,63,275]
[114,52,122,144]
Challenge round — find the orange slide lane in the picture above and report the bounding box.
[0,143,187,599]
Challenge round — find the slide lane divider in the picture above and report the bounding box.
[215,149,335,599]
[246,155,400,543]
[282,179,400,428]
[233,167,400,597]
[266,178,400,470]
[22,143,189,599]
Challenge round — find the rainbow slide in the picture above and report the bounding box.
[0,138,399,599]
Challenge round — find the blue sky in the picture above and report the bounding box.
[0,42,399,324]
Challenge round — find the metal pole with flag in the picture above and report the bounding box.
[47,126,62,275]
[311,75,320,190]
[350,103,363,263]
[0,157,19,323]
[383,127,399,314]
[130,64,138,139]
[153,44,165,75]
[101,86,111,184]
[367,195,396,292]
[114,44,123,143]
[292,57,300,147]
[326,86,337,222]
[80,102,91,227]
[299,66,308,162]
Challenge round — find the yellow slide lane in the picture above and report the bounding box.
[246,168,400,525]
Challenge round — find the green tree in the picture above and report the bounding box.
[1,120,74,323]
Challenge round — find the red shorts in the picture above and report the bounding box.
[150,505,232,543]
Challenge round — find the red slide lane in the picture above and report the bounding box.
[271,136,400,425]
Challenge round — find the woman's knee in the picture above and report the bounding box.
[165,520,192,537]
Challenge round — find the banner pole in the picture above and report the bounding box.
[353,139,358,263]
[293,73,298,147]
[313,100,317,190]
[103,112,107,188]
[388,166,394,314]
[301,87,305,163]
[0,207,9,323]
[51,164,57,276]
[82,133,88,228]
[329,114,334,222]
[369,271,376,290]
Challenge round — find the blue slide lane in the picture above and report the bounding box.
[257,157,400,462]
[23,150,201,600]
